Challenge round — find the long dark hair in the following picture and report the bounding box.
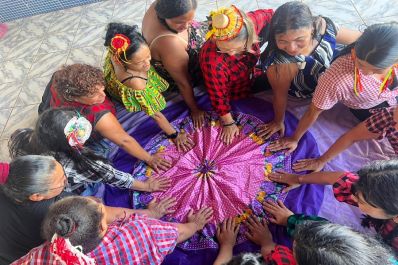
[265,1,321,54]
[104,22,147,65]
[8,108,107,176]
[42,196,103,253]
[339,22,398,68]
[0,155,56,203]
[354,160,398,248]
[294,221,394,265]
[155,0,197,19]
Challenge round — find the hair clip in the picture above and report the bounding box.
[64,116,92,151]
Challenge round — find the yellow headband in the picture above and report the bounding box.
[205,5,244,41]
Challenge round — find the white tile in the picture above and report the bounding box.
[195,3,218,21]
[15,76,50,107]
[305,0,362,25]
[0,108,12,138]
[79,1,115,27]
[0,56,34,83]
[66,45,104,68]
[5,36,43,60]
[72,24,107,48]
[37,29,75,54]
[2,104,39,139]
[0,83,21,109]
[217,0,259,11]
[354,0,398,19]
[0,139,10,162]
[47,10,83,33]
[28,51,68,78]
[112,0,147,25]
[257,0,294,10]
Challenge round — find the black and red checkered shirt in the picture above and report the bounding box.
[265,245,296,265]
[333,172,398,254]
[199,9,273,116]
[365,107,398,154]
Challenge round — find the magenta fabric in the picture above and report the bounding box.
[131,112,291,250]
[101,95,324,264]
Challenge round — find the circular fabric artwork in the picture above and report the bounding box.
[132,111,291,250]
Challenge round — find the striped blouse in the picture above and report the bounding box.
[262,17,338,98]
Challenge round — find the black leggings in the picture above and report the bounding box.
[349,101,390,121]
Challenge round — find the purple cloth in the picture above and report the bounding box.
[103,95,323,264]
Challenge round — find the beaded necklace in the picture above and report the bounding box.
[351,49,396,96]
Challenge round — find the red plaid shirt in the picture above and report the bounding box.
[12,214,179,265]
[365,107,398,154]
[333,172,398,253]
[200,9,273,116]
[265,245,296,265]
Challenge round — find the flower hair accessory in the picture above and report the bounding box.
[64,115,92,150]
[110,33,131,64]
[205,5,244,41]
[50,234,96,265]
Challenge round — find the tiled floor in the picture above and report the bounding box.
[0,0,397,161]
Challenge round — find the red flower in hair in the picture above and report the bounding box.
[111,34,131,51]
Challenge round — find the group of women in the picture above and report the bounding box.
[1,0,398,264]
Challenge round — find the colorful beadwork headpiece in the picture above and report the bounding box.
[110,33,132,64]
[64,114,92,150]
[49,234,96,265]
[205,5,244,41]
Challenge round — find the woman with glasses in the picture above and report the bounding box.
[199,5,274,145]
[259,1,361,140]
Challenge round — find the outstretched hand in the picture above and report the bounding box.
[191,109,206,129]
[173,131,195,152]
[146,153,172,172]
[293,158,325,172]
[147,196,176,219]
[257,121,285,140]
[268,171,301,192]
[187,207,214,231]
[220,124,240,145]
[216,218,240,248]
[245,216,274,248]
[268,137,298,153]
[263,200,294,226]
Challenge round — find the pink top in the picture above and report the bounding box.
[312,54,398,110]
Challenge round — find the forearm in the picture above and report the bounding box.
[292,107,322,141]
[176,222,199,243]
[298,171,344,185]
[117,136,151,162]
[213,245,234,265]
[152,112,176,135]
[272,94,287,123]
[130,180,150,192]
[220,113,234,124]
[177,81,200,112]
[260,242,276,258]
[104,206,149,223]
